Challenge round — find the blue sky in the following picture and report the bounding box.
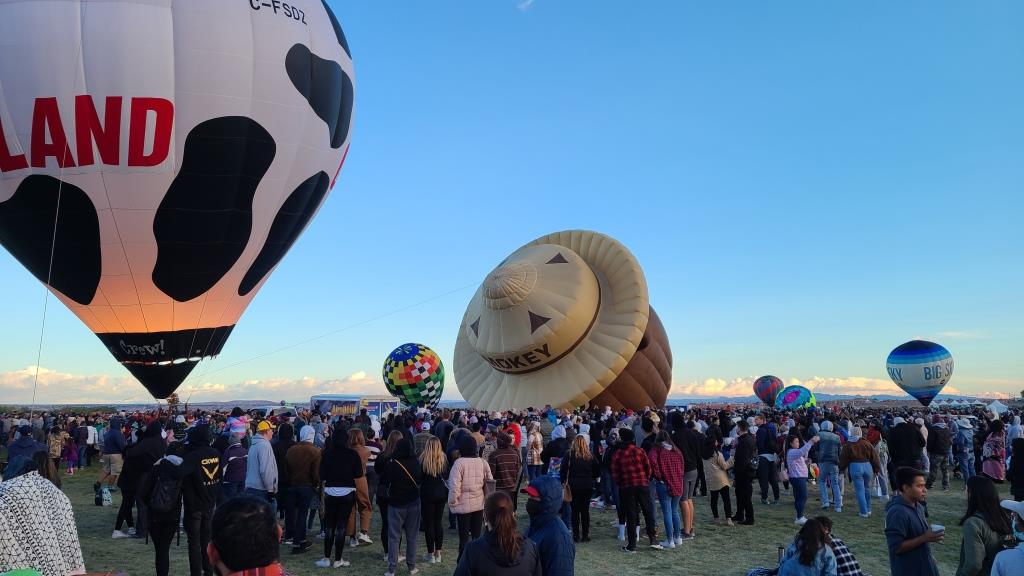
[1,1,1022,403]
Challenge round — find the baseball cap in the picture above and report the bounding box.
[256,420,275,432]
[521,485,541,499]
[1001,499,1024,518]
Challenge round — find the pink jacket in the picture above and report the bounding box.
[448,456,493,514]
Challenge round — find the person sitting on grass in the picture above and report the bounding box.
[813,516,867,576]
[776,518,837,576]
[207,496,291,576]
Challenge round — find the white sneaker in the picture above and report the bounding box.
[384,572,396,576]
[333,559,350,567]
[349,538,359,548]
[795,517,808,526]
[315,558,332,568]
[673,536,683,546]
[409,569,420,575]
[358,532,373,544]
[112,530,129,539]
[659,540,675,549]
[127,527,137,536]
[649,542,664,550]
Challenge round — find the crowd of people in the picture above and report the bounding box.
[2,402,1024,576]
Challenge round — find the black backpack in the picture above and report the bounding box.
[148,466,182,514]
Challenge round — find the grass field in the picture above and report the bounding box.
[45,465,1010,576]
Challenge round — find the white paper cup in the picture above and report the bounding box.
[931,524,945,533]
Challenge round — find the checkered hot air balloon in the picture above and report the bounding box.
[382,343,445,409]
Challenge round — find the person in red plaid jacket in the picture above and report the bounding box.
[611,428,659,552]
[648,430,685,548]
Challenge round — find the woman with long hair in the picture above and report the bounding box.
[777,518,838,575]
[560,434,601,543]
[527,422,544,481]
[345,428,374,547]
[956,475,1013,576]
[1008,437,1024,502]
[376,430,404,556]
[449,434,494,559]
[380,438,424,576]
[648,430,684,548]
[420,436,450,564]
[32,449,61,489]
[702,435,733,525]
[786,434,820,526]
[982,420,1007,482]
[315,422,364,568]
[453,491,541,576]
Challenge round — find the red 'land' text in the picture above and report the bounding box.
[0,96,174,173]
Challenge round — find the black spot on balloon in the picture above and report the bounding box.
[152,117,276,302]
[286,43,353,149]
[238,171,330,296]
[546,253,568,264]
[0,175,100,305]
[528,311,551,334]
[321,0,351,58]
[470,317,480,338]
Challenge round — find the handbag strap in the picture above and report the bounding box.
[394,460,419,489]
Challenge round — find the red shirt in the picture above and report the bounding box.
[611,444,652,488]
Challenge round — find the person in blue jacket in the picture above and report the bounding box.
[7,424,46,461]
[524,475,574,576]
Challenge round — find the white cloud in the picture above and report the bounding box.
[517,0,535,11]
[670,375,967,398]
[0,365,468,405]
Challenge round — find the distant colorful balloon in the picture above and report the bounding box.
[774,385,816,411]
[886,340,953,407]
[753,375,784,406]
[382,343,445,409]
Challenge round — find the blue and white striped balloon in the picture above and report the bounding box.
[886,340,954,406]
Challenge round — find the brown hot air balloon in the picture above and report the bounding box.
[453,229,673,411]
[589,307,672,410]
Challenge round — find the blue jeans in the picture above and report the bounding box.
[77,446,87,467]
[791,477,808,518]
[244,487,277,517]
[654,481,681,540]
[288,485,316,545]
[601,470,618,508]
[818,462,842,511]
[528,465,544,482]
[219,481,244,505]
[958,452,976,482]
[849,462,873,515]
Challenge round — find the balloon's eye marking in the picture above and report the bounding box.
[321,0,351,58]
[470,317,481,337]
[528,311,551,334]
[238,171,330,296]
[152,116,276,302]
[285,43,353,149]
[0,175,101,305]
[545,253,568,264]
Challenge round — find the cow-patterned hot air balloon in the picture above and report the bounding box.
[753,375,784,406]
[382,343,445,409]
[0,1,354,398]
[590,307,672,410]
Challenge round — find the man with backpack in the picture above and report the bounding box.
[755,414,780,505]
[141,441,187,576]
[182,424,221,576]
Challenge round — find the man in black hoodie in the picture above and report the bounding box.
[182,424,221,576]
[272,423,295,542]
[731,420,757,526]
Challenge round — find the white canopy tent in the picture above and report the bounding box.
[987,400,1009,415]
